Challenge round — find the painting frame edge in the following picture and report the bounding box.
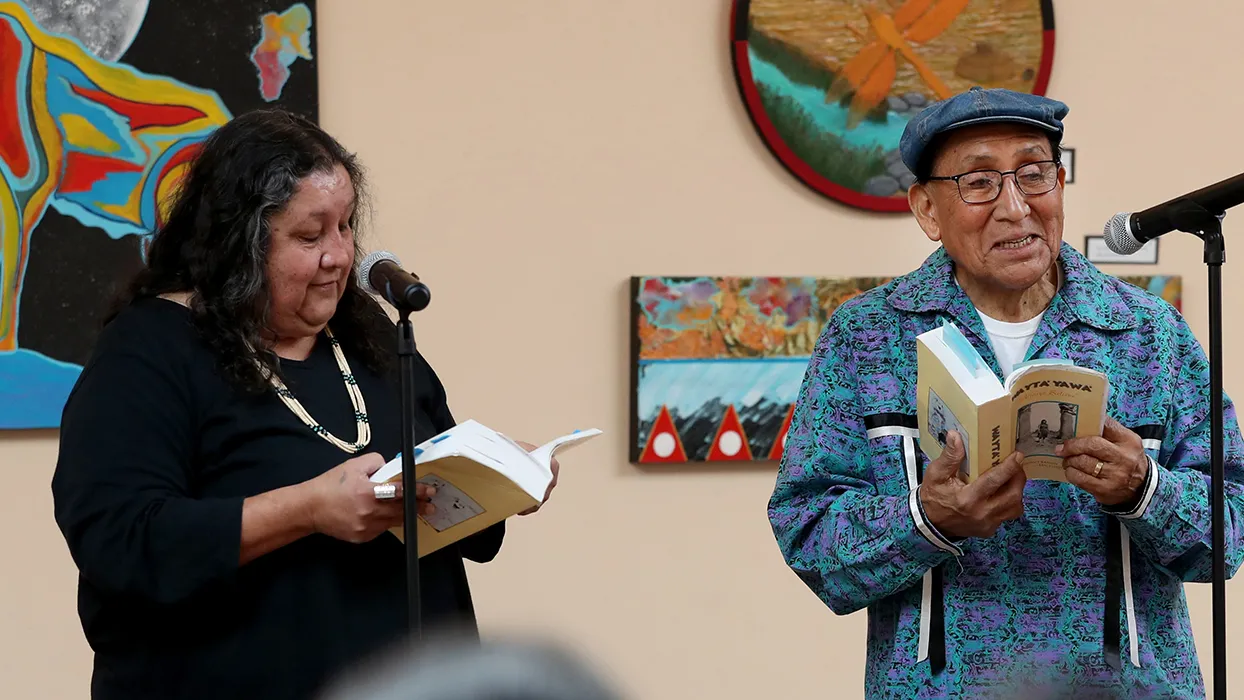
[628,276,644,463]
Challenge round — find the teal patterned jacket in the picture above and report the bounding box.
[768,242,1244,699]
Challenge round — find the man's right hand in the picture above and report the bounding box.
[919,431,1028,539]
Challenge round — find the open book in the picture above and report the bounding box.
[370,420,602,557]
[916,321,1109,483]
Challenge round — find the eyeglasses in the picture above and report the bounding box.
[926,160,1061,204]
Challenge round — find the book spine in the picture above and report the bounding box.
[978,396,1010,479]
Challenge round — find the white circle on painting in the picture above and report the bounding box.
[719,430,742,456]
[24,0,150,62]
[653,432,675,458]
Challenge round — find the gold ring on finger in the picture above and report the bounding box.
[1093,461,1104,478]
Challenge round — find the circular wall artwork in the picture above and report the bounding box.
[730,0,1055,212]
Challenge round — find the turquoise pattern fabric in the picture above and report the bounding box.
[768,242,1244,698]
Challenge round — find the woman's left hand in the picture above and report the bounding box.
[514,440,559,515]
[1055,417,1149,507]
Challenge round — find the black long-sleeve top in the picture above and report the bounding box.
[51,297,504,699]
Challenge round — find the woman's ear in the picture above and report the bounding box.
[908,183,942,243]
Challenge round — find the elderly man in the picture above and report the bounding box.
[768,87,1244,698]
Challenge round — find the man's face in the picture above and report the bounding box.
[908,123,1066,293]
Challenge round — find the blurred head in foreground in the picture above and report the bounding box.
[318,634,623,700]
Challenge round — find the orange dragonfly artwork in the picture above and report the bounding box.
[826,0,971,128]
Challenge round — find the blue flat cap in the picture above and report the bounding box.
[899,87,1069,174]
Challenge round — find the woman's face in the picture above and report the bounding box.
[264,163,356,341]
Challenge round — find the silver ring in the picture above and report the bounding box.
[373,483,397,500]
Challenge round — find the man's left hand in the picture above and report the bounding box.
[514,440,559,515]
[1055,417,1148,507]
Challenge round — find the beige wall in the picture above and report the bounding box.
[4,0,1244,697]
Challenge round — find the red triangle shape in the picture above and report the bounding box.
[639,405,687,463]
[708,404,754,461]
[768,404,796,461]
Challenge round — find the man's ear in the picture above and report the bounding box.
[908,183,942,243]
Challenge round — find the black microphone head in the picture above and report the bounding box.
[356,250,401,295]
[1103,212,1145,255]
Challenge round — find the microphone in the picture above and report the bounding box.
[357,250,431,312]
[1104,172,1244,254]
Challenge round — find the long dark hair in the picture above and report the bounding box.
[110,108,392,393]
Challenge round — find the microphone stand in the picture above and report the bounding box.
[394,284,432,638]
[1166,200,1226,700]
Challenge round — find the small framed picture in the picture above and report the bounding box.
[1061,147,1075,184]
[1085,235,1159,265]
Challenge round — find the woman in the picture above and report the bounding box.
[51,109,555,699]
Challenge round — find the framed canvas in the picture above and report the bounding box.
[1061,146,1075,184]
[629,275,893,464]
[0,1,318,429]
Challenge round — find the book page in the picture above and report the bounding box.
[418,474,486,532]
[927,386,971,481]
[369,419,544,493]
[1008,365,1109,480]
[527,428,604,471]
[920,327,1008,404]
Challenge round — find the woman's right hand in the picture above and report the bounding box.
[302,453,436,544]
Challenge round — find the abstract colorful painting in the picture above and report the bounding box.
[0,1,317,429]
[729,0,1055,211]
[629,275,891,464]
[629,274,1181,464]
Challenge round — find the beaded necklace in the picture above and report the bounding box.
[267,327,371,453]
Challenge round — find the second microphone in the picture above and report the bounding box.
[358,250,431,312]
